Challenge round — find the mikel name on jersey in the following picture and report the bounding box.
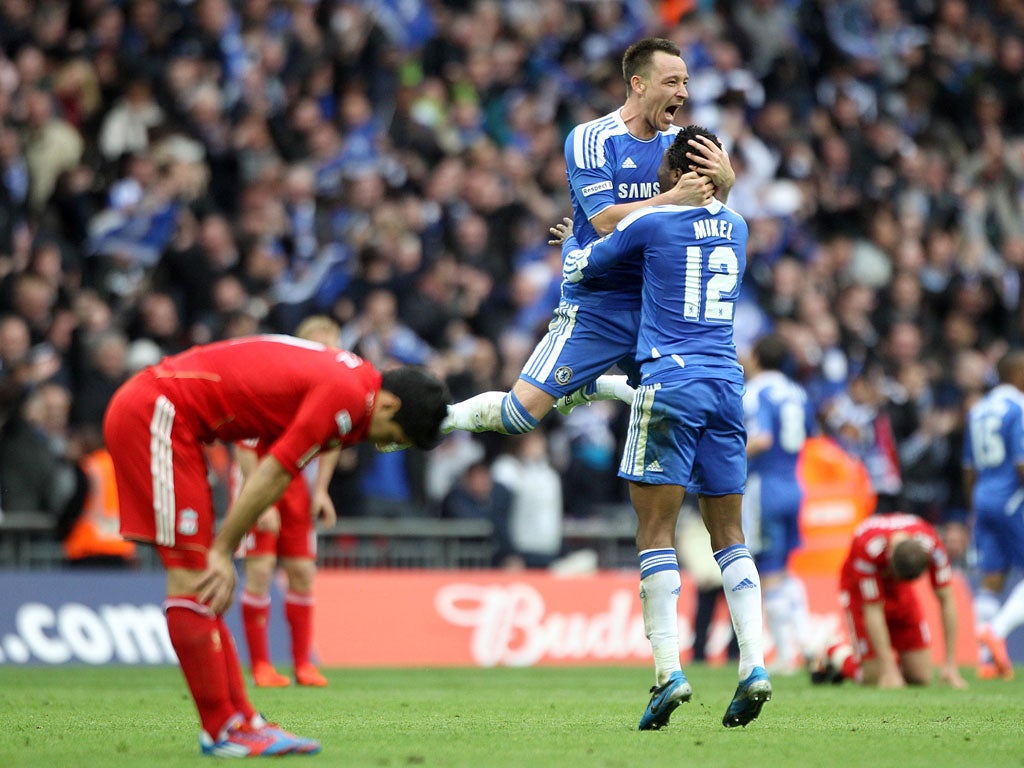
[692,217,734,241]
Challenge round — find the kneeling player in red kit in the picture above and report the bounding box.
[813,513,967,690]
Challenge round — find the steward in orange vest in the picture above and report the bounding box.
[63,448,136,566]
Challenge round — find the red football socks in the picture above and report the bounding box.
[285,591,314,668]
[165,598,236,738]
[241,590,272,668]
[218,615,257,723]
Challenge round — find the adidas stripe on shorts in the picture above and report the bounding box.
[619,377,746,495]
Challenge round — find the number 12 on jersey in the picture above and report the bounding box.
[682,245,740,324]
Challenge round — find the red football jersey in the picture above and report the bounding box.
[840,513,952,603]
[150,335,381,476]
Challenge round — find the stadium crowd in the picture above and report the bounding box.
[0,0,1023,567]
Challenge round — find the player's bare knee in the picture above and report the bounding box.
[283,558,315,592]
[901,654,933,685]
[510,380,555,421]
[635,515,679,551]
[902,665,933,686]
[243,558,275,594]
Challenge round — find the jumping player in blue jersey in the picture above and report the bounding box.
[563,125,769,731]
[444,38,734,436]
[963,350,1024,681]
[742,334,817,673]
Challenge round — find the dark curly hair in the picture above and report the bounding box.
[380,366,451,450]
[665,125,722,174]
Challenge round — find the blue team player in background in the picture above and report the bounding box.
[963,349,1024,680]
[563,125,770,731]
[743,333,818,673]
[444,38,734,435]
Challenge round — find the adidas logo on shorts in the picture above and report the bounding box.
[645,459,664,473]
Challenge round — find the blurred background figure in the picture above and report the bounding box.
[962,350,1024,681]
[442,460,512,567]
[677,505,737,667]
[822,368,903,514]
[235,315,341,689]
[491,430,563,569]
[743,334,817,673]
[59,428,137,569]
[0,378,82,520]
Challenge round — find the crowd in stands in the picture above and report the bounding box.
[1,0,1023,567]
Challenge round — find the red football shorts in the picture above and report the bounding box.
[103,371,215,570]
[840,582,930,661]
[237,476,316,560]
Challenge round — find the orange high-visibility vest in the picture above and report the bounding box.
[790,436,876,576]
[63,448,136,560]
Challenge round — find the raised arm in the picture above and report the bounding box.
[686,134,735,204]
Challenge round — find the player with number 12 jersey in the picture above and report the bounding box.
[564,127,772,731]
[564,192,747,490]
[566,197,747,385]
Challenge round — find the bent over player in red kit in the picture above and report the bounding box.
[813,512,967,690]
[103,335,450,757]
[234,315,345,690]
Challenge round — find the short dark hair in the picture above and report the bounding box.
[380,366,451,450]
[622,38,681,82]
[996,349,1024,384]
[665,124,721,173]
[891,538,930,581]
[753,334,790,372]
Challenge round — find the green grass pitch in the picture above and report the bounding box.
[0,664,1020,767]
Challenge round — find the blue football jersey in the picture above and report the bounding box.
[567,199,747,384]
[744,370,816,517]
[964,384,1024,516]
[563,110,679,310]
